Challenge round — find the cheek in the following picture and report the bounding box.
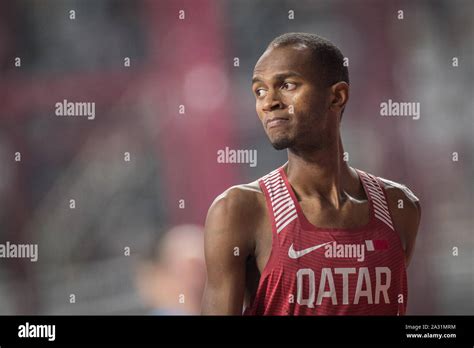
[288,94,310,119]
[256,106,266,124]
[255,104,263,119]
[296,95,325,120]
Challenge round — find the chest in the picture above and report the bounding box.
[253,197,401,275]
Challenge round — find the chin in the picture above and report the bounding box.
[270,136,294,150]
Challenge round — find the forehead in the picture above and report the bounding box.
[253,45,317,80]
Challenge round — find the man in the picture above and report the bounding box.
[201,33,421,315]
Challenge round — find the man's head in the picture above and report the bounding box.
[252,33,349,151]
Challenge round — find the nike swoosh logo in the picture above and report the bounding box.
[288,241,332,259]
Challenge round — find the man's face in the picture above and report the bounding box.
[252,45,331,151]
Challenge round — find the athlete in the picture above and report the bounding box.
[201,33,421,315]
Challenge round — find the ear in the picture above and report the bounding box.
[329,81,349,114]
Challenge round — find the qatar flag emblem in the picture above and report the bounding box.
[365,239,389,251]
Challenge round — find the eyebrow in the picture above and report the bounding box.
[251,71,304,85]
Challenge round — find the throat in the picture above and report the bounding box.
[299,196,371,230]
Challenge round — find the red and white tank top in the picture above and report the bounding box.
[243,165,408,315]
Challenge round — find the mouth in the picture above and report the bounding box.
[266,117,290,129]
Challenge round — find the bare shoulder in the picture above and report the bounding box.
[378,177,421,218]
[377,176,421,257]
[207,180,263,223]
[205,180,265,255]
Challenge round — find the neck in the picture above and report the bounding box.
[284,134,352,209]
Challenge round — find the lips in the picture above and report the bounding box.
[266,117,289,129]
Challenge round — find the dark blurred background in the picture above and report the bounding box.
[0,0,472,315]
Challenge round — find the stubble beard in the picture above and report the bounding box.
[269,133,295,150]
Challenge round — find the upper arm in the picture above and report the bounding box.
[381,179,421,268]
[201,188,255,315]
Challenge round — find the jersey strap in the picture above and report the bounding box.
[259,168,298,234]
[357,169,394,231]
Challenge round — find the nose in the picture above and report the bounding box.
[262,90,283,112]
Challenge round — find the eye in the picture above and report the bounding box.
[282,82,296,91]
[255,88,267,98]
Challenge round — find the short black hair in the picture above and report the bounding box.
[267,32,349,87]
